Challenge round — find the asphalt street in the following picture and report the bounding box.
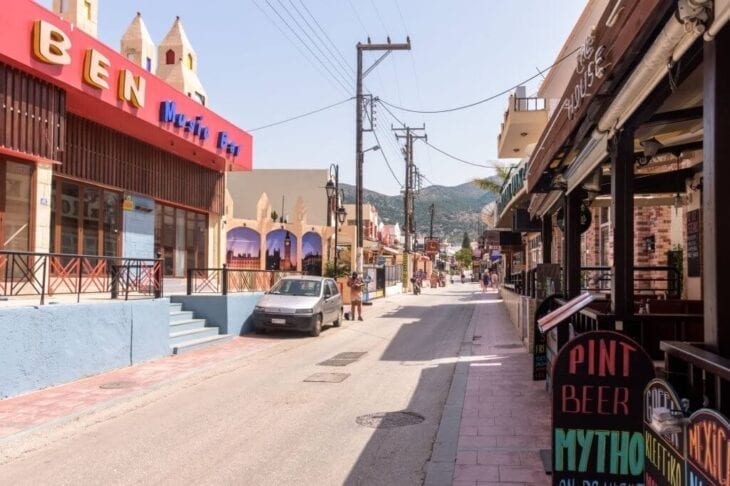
[0,284,479,486]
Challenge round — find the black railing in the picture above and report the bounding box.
[0,250,162,305]
[581,265,682,298]
[186,266,300,295]
[384,265,400,287]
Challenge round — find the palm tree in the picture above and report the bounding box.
[472,163,513,194]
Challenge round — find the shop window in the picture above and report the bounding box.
[165,49,175,65]
[0,161,33,252]
[154,203,207,277]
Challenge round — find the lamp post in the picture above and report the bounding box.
[326,164,348,276]
[355,145,380,274]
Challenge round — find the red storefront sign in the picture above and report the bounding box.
[0,0,252,172]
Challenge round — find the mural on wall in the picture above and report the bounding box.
[226,227,261,269]
[302,232,322,275]
[266,229,297,271]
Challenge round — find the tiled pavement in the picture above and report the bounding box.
[0,336,279,441]
[428,289,552,486]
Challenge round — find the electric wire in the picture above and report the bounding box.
[347,0,370,37]
[365,109,403,187]
[263,0,352,95]
[283,0,355,85]
[251,0,348,96]
[249,97,354,132]
[379,46,581,114]
[297,0,354,79]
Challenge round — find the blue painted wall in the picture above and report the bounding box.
[0,299,169,399]
[171,293,263,336]
[123,194,155,259]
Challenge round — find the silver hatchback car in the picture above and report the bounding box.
[253,276,344,336]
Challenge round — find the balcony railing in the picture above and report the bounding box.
[0,250,162,305]
[186,266,300,295]
[513,96,546,112]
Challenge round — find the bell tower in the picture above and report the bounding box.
[52,0,98,38]
[156,17,208,106]
[121,13,157,73]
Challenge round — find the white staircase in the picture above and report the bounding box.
[169,302,233,354]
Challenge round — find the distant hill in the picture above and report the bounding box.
[340,182,497,244]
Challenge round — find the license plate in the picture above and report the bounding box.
[271,318,286,325]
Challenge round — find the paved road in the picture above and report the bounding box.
[0,284,479,486]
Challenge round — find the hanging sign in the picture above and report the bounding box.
[552,331,655,484]
[643,379,686,485]
[686,209,701,278]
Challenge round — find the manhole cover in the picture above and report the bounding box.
[356,411,425,428]
[318,351,367,367]
[99,381,135,389]
[304,372,350,383]
[494,343,523,349]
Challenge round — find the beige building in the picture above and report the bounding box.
[53,0,98,38]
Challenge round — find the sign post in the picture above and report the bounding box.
[552,331,655,484]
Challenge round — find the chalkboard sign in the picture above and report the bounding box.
[643,379,686,485]
[533,296,562,381]
[686,409,730,485]
[552,331,655,484]
[686,209,701,277]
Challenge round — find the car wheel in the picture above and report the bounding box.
[309,314,323,337]
[333,308,343,327]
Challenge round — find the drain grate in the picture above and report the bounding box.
[318,351,367,367]
[99,381,135,389]
[356,411,425,428]
[494,343,523,349]
[304,372,350,383]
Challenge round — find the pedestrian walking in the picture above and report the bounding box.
[481,271,489,293]
[347,272,364,321]
[490,271,499,290]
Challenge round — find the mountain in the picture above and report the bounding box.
[340,182,497,244]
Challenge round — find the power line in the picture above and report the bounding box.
[263,0,352,95]
[365,109,402,187]
[422,139,510,169]
[251,0,348,96]
[379,46,581,114]
[347,0,370,36]
[248,97,354,131]
[297,0,354,78]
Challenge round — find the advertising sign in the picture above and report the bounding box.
[643,379,686,485]
[424,238,440,256]
[686,409,730,485]
[552,331,655,484]
[686,209,701,277]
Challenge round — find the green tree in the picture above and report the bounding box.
[270,210,278,222]
[455,247,473,269]
[472,163,513,194]
[461,231,471,249]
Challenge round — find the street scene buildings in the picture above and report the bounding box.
[1,0,729,485]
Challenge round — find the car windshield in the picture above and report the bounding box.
[269,279,321,297]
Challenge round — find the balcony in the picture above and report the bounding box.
[497,95,548,159]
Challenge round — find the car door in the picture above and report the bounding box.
[328,280,342,318]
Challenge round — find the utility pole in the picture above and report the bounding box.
[394,125,426,290]
[429,203,435,240]
[356,37,410,274]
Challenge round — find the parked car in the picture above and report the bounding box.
[253,276,343,337]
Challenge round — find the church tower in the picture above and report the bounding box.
[52,0,98,38]
[156,17,208,106]
[121,13,156,73]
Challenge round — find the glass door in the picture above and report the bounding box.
[0,161,33,252]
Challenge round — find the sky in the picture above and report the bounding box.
[38,0,586,196]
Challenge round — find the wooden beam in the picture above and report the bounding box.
[611,128,635,321]
[564,190,582,299]
[703,24,730,355]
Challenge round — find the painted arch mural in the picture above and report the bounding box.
[266,229,297,271]
[226,227,261,269]
[302,231,323,275]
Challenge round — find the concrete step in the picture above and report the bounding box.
[171,334,234,355]
[169,310,195,323]
[169,326,219,346]
[169,302,183,313]
[169,318,208,333]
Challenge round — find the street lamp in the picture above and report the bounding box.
[327,164,348,277]
[355,144,381,274]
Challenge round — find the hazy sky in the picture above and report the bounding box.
[38,0,585,195]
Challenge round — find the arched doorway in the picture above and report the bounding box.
[226,227,261,269]
[265,229,297,271]
[302,232,322,275]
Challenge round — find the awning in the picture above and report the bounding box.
[380,246,402,255]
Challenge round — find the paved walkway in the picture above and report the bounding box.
[0,336,279,442]
[427,288,551,485]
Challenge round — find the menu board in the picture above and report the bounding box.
[533,294,562,382]
[686,209,701,277]
[644,379,686,485]
[552,331,655,484]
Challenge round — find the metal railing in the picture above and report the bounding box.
[0,250,162,305]
[581,265,681,298]
[186,266,300,295]
[513,96,546,112]
[384,265,400,287]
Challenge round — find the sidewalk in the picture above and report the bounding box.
[0,335,280,443]
[427,288,551,486]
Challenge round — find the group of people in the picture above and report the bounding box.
[481,271,499,292]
